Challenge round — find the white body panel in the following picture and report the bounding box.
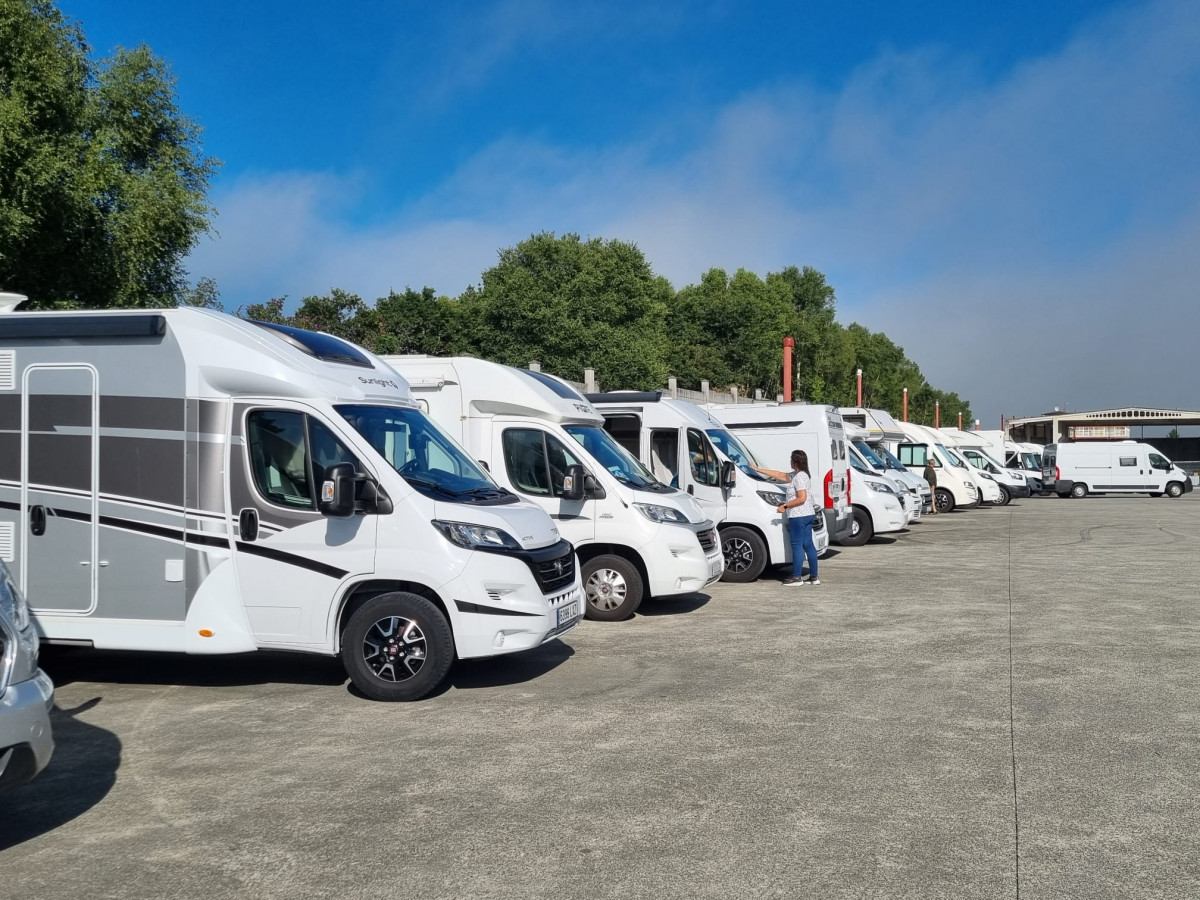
[1042,442,1190,495]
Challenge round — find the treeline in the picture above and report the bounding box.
[239,232,972,423]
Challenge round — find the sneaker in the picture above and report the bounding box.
[782,576,807,586]
[808,578,821,586]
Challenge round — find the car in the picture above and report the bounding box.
[0,558,55,792]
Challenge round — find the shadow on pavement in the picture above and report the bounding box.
[637,593,711,617]
[0,698,121,851]
[867,535,899,545]
[448,639,576,691]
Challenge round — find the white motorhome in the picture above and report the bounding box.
[938,428,1031,505]
[843,445,909,545]
[1042,442,1193,498]
[705,404,853,545]
[381,358,723,620]
[888,422,980,513]
[838,407,933,513]
[586,392,828,583]
[0,304,583,702]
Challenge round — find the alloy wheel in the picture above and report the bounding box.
[722,537,755,573]
[362,616,427,682]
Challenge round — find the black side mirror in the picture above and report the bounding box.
[477,459,490,472]
[584,473,606,500]
[319,462,358,518]
[562,464,587,502]
[721,460,737,489]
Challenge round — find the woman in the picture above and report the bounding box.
[751,450,820,586]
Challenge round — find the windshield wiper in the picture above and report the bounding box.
[402,476,460,498]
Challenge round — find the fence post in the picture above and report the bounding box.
[528,360,540,372]
[701,380,710,403]
[667,376,677,398]
[730,385,739,404]
[584,368,596,393]
[754,388,763,401]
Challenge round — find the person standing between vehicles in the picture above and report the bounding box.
[751,450,819,586]
[923,457,938,515]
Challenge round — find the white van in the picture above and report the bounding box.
[843,447,909,545]
[1042,442,1193,498]
[0,305,582,701]
[706,404,853,545]
[939,428,1031,505]
[844,422,921,520]
[838,407,933,513]
[587,392,828,583]
[888,422,980,513]
[382,358,723,620]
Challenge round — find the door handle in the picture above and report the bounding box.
[238,508,259,542]
[29,505,46,536]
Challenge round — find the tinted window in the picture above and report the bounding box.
[1149,453,1171,470]
[247,410,313,509]
[1119,456,1137,467]
[252,321,374,368]
[687,429,719,487]
[898,444,929,467]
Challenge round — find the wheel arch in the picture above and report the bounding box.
[575,543,651,596]
[333,579,451,654]
[717,521,773,563]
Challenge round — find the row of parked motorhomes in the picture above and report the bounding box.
[0,302,1193,769]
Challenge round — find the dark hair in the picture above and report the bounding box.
[790,449,809,475]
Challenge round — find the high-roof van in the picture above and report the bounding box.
[0,304,581,701]
[382,358,723,620]
[838,407,932,513]
[887,422,981,513]
[939,428,1031,505]
[586,392,828,582]
[1042,442,1192,498]
[705,404,853,545]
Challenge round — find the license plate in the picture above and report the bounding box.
[556,600,581,627]
[708,556,723,579]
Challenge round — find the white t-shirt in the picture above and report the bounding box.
[786,471,815,518]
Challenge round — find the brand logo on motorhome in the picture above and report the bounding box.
[358,376,401,389]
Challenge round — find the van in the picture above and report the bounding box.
[705,404,853,544]
[1042,442,1193,498]
[843,443,910,545]
[888,422,980,513]
[838,407,933,513]
[381,358,724,620]
[587,392,828,583]
[0,305,581,701]
[938,428,1031,505]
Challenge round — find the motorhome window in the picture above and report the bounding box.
[502,429,552,495]
[563,424,668,491]
[938,444,967,468]
[705,428,769,481]
[247,411,314,509]
[853,441,887,471]
[650,430,680,486]
[604,414,642,458]
[337,405,503,501]
[308,418,362,484]
[252,321,374,368]
[849,454,871,475]
[517,368,588,402]
[1119,457,1137,466]
[687,429,720,487]
[898,444,928,467]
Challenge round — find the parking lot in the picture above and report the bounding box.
[3,494,1199,899]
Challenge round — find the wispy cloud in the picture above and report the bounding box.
[188,0,1200,418]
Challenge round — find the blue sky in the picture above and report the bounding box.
[64,0,1200,423]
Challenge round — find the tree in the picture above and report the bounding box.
[0,1,217,308]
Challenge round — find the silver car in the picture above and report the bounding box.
[0,559,54,792]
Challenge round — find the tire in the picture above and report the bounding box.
[1070,483,1088,499]
[935,488,955,514]
[582,554,643,621]
[720,526,768,583]
[1166,482,1184,498]
[341,592,454,702]
[993,485,1010,506]
[838,507,873,547]
[1056,491,1070,498]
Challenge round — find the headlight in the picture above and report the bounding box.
[633,503,691,524]
[0,569,30,632]
[978,472,994,481]
[865,481,895,494]
[431,520,521,550]
[756,490,786,506]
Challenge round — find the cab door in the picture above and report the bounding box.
[498,426,594,545]
[683,428,727,522]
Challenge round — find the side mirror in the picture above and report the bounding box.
[561,464,587,502]
[477,459,490,472]
[584,473,606,500]
[319,462,357,518]
[721,460,737,489]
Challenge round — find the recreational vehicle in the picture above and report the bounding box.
[0,303,581,701]
[1042,442,1192,498]
[381,358,723,620]
[939,428,1031,505]
[887,422,980,513]
[838,407,933,513]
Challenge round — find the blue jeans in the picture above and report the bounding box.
[786,514,819,579]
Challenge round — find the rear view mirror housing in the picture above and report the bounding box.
[721,460,737,489]
[562,464,587,502]
[319,462,358,518]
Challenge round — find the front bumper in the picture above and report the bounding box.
[0,669,55,793]
[642,521,724,597]
[1006,482,1032,498]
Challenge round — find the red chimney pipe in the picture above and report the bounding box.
[783,337,794,402]
[902,388,908,422]
[935,401,940,428]
[856,368,863,406]
[957,411,963,430]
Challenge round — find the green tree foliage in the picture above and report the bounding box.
[0,0,217,308]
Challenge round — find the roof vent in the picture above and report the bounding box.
[0,293,27,314]
[0,351,13,391]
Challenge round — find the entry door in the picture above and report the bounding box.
[497,427,594,545]
[683,428,726,520]
[22,365,98,613]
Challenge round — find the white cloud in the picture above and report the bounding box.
[188,0,1200,420]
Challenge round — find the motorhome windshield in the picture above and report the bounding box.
[852,440,888,472]
[564,424,672,493]
[938,444,969,469]
[705,428,772,481]
[876,446,910,473]
[336,405,514,503]
[849,454,872,475]
[1020,452,1041,471]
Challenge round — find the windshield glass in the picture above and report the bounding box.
[1020,452,1041,471]
[853,440,888,471]
[706,428,774,481]
[564,424,670,492]
[938,444,969,468]
[849,454,872,475]
[336,405,513,503]
[876,446,909,472]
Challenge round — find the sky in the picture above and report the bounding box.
[63,0,1200,425]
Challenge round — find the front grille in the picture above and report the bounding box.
[697,528,717,553]
[535,548,576,594]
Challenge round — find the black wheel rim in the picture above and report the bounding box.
[362,616,427,682]
[723,537,755,573]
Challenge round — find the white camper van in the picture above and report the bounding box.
[843,447,909,545]
[381,358,723,620]
[1042,442,1193,498]
[938,428,1031,505]
[838,407,933,513]
[889,422,980,513]
[0,305,582,702]
[844,422,921,521]
[587,392,828,583]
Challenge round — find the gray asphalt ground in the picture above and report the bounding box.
[3,494,1199,899]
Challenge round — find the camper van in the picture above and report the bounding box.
[381,358,723,620]
[838,407,933,513]
[0,304,582,702]
[586,392,828,583]
[938,428,1031,505]
[843,446,910,545]
[1042,442,1192,498]
[705,404,853,545]
[888,422,980,513]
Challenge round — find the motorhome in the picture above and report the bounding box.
[586,392,828,583]
[0,303,582,702]
[705,404,853,545]
[938,428,1031,505]
[887,422,980,513]
[1042,442,1192,498]
[843,445,909,545]
[839,409,932,513]
[381,358,723,620]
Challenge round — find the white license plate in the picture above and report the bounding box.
[708,556,723,580]
[556,600,581,627]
